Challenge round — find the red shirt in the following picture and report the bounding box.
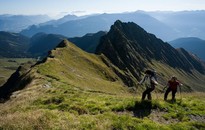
[168,80,180,90]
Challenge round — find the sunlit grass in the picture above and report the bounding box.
[0,41,205,129]
[1,78,204,129]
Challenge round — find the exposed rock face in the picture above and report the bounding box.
[96,20,205,85]
[56,39,69,48]
[0,64,33,101]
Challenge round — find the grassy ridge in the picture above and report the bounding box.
[36,41,128,94]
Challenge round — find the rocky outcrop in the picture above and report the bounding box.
[96,20,205,86]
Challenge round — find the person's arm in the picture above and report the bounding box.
[138,75,147,85]
[151,76,158,85]
[163,82,169,91]
[177,80,183,92]
[176,80,183,86]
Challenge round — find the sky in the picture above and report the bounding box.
[0,0,205,18]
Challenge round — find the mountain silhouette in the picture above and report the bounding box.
[28,33,67,57]
[0,15,51,32]
[40,14,81,26]
[68,31,106,53]
[169,37,205,61]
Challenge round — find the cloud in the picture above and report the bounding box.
[71,10,86,15]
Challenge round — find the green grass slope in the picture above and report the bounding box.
[0,80,204,129]
[0,39,205,129]
[36,39,129,94]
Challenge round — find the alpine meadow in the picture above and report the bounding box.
[0,1,205,130]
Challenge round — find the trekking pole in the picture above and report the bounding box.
[155,82,165,101]
[134,83,142,101]
[179,86,182,102]
[134,83,139,100]
[155,82,164,101]
[155,89,159,100]
[177,80,183,102]
[128,85,138,101]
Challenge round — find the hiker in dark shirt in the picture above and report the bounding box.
[138,70,158,100]
[164,76,183,101]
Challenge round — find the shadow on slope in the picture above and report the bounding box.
[0,63,33,102]
[133,100,152,118]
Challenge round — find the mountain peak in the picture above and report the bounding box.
[113,20,139,28]
[56,39,69,48]
[113,20,123,26]
[112,20,144,33]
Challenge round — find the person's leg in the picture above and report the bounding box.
[142,90,146,100]
[164,88,171,100]
[142,89,149,100]
[148,92,152,100]
[147,88,154,100]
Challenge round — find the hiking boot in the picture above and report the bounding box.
[171,98,176,103]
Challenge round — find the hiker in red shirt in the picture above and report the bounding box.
[164,76,183,101]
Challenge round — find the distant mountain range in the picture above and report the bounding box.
[28,33,67,57]
[1,11,204,41]
[0,15,51,32]
[20,12,178,41]
[0,31,30,57]
[169,37,205,61]
[0,31,67,58]
[147,10,205,40]
[0,31,106,57]
[40,14,82,26]
[20,11,205,41]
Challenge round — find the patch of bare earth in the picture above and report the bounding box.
[148,109,179,124]
[188,114,205,123]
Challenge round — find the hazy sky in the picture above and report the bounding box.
[0,0,205,17]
